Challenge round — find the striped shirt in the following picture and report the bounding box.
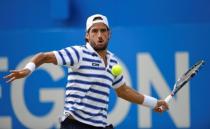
[53,43,125,127]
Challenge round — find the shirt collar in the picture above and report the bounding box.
[86,43,113,67]
[86,43,96,53]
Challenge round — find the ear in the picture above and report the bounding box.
[85,32,89,41]
[108,30,111,39]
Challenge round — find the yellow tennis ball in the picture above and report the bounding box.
[111,64,123,76]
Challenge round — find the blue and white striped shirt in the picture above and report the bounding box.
[53,43,125,127]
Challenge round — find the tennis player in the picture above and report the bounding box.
[4,14,168,129]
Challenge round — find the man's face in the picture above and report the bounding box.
[86,23,110,51]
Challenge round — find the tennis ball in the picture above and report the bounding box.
[111,64,123,76]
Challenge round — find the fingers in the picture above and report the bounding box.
[3,73,15,79]
[163,102,169,110]
[154,100,169,113]
[3,73,16,83]
[153,108,162,113]
[6,77,16,83]
[3,70,21,83]
[154,107,166,113]
[3,70,20,78]
[160,101,169,110]
[154,107,164,113]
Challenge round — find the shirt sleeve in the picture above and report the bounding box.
[112,74,125,89]
[53,46,82,67]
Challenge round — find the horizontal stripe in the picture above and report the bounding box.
[64,107,107,119]
[71,107,107,118]
[71,110,107,125]
[82,50,97,57]
[89,88,109,96]
[107,69,112,75]
[65,100,107,111]
[66,86,88,92]
[66,87,109,97]
[58,51,66,65]
[109,65,112,69]
[68,72,113,83]
[67,94,108,104]
[82,57,101,63]
[79,65,105,70]
[113,76,124,85]
[71,47,80,62]
[110,59,117,64]
[64,48,74,66]
[69,80,111,89]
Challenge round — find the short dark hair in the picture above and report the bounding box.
[93,16,103,21]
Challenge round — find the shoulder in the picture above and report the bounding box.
[69,45,84,50]
[65,45,86,54]
[108,50,119,64]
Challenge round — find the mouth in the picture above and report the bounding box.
[98,40,104,44]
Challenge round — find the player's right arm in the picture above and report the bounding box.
[3,52,57,83]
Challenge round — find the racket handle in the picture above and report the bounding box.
[164,94,173,103]
[158,94,173,111]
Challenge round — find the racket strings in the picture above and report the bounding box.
[172,60,204,95]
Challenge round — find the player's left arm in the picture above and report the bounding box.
[115,83,169,112]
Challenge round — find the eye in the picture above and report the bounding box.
[91,29,98,33]
[101,28,107,33]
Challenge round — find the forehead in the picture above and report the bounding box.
[90,22,108,30]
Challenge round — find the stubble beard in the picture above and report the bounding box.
[90,41,109,52]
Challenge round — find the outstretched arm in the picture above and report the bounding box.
[3,52,57,83]
[115,83,169,113]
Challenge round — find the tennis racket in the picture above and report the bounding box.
[159,60,205,110]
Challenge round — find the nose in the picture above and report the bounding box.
[97,31,102,37]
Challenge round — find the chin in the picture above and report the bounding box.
[95,46,107,51]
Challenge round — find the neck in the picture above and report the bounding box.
[97,50,107,58]
[97,50,107,66]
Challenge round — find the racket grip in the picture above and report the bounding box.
[164,94,173,103]
[157,94,173,111]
